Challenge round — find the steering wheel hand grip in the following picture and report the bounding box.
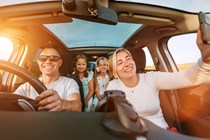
[17,99,36,111]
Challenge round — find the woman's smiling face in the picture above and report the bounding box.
[116,51,136,80]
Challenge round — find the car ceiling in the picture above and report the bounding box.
[0,1,202,60]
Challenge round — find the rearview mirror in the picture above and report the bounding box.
[198,11,210,45]
[62,0,118,25]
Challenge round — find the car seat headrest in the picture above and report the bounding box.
[129,48,146,73]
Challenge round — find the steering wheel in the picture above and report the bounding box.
[0,60,47,111]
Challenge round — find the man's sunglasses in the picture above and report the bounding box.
[37,55,61,62]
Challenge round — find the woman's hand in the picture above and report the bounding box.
[197,28,210,64]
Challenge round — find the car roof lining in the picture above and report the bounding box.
[0,1,200,54]
[0,1,197,27]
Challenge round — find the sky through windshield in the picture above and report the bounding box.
[117,0,210,13]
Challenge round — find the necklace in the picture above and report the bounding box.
[125,75,139,93]
[101,76,108,88]
[102,80,105,87]
[127,86,137,93]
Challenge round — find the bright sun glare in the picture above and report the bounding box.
[0,37,13,61]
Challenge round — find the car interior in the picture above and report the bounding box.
[0,0,210,139]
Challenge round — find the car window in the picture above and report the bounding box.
[143,47,156,70]
[0,36,14,75]
[0,37,13,61]
[44,19,141,48]
[88,61,95,72]
[168,33,200,70]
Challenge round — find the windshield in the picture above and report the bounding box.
[0,0,59,6]
[117,0,210,13]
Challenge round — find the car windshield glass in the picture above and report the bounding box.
[44,18,141,48]
[117,0,210,13]
[0,0,59,6]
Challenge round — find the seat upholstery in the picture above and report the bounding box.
[128,48,146,73]
[68,74,85,111]
[177,82,210,138]
[30,62,42,77]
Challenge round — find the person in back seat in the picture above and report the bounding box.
[72,54,94,112]
[14,47,81,112]
[107,28,210,129]
[92,57,111,110]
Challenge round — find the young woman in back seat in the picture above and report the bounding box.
[106,28,210,129]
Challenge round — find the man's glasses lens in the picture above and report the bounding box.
[38,55,60,62]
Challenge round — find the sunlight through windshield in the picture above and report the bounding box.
[0,37,13,61]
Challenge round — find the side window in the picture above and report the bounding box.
[88,61,95,72]
[0,36,14,91]
[0,37,13,61]
[168,33,200,70]
[0,36,14,75]
[143,47,156,70]
[0,37,26,91]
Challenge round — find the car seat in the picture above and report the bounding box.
[176,81,210,138]
[128,48,146,73]
[68,74,85,111]
[30,62,42,77]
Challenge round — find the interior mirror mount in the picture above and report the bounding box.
[62,0,118,25]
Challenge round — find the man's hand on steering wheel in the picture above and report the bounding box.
[35,89,63,111]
